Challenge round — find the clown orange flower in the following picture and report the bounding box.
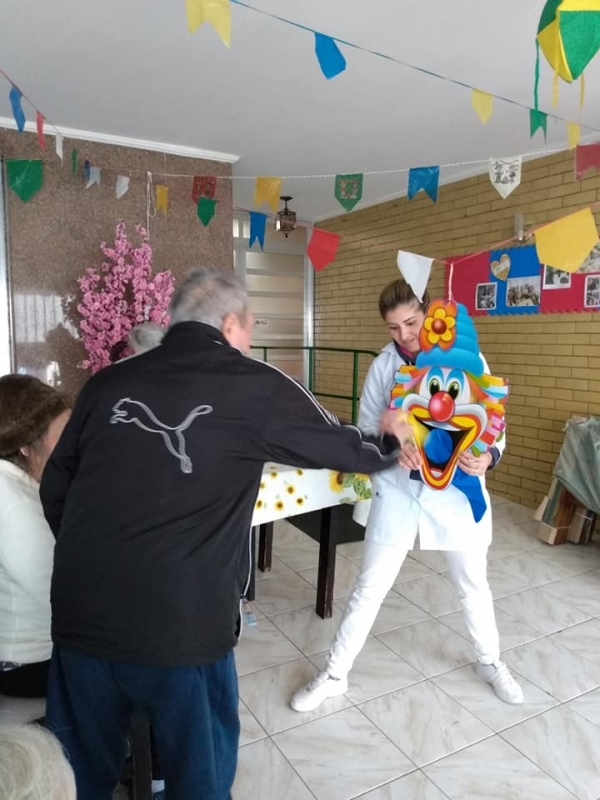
[419,300,457,352]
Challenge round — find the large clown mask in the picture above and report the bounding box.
[390,300,508,493]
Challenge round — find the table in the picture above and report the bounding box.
[249,463,372,618]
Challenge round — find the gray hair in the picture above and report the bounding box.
[169,267,248,330]
[128,322,164,354]
[0,724,76,800]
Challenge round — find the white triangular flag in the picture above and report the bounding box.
[115,175,130,198]
[396,250,433,303]
[86,167,101,189]
[55,133,64,161]
[489,156,522,199]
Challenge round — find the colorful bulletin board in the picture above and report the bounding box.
[448,244,600,316]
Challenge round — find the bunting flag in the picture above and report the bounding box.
[197,196,217,226]
[55,133,64,161]
[408,166,440,203]
[192,175,217,202]
[567,121,581,150]
[86,166,101,189]
[530,108,548,140]
[314,33,346,79]
[489,156,522,199]
[36,111,45,150]
[71,148,78,174]
[334,173,363,212]
[307,229,340,271]
[396,250,433,302]
[155,185,169,215]
[115,175,130,198]
[535,208,599,273]
[9,86,26,132]
[185,0,231,46]
[575,142,600,179]
[6,159,44,203]
[471,89,494,123]
[249,211,267,249]
[84,160,91,183]
[254,176,281,212]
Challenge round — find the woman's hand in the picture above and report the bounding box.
[398,442,422,471]
[458,450,492,477]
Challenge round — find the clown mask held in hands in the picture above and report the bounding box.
[390,300,508,520]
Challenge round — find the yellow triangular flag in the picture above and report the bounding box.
[156,185,169,216]
[471,89,494,123]
[535,208,599,273]
[185,0,231,47]
[568,122,581,151]
[254,176,281,213]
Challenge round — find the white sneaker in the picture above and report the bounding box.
[290,670,348,712]
[476,660,524,704]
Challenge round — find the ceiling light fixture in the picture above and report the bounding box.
[275,195,297,237]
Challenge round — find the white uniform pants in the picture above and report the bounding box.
[326,539,500,679]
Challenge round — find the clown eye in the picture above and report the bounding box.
[447,381,461,400]
[429,378,441,395]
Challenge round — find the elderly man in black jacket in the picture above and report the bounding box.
[41,267,404,800]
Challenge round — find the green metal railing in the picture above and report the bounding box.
[251,346,379,423]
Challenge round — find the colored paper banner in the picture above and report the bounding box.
[9,86,25,132]
[314,33,346,79]
[197,196,217,226]
[307,229,340,271]
[472,89,494,123]
[567,121,581,151]
[155,185,169,215]
[530,108,548,140]
[86,166,101,188]
[397,250,433,303]
[71,149,78,174]
[6,159,44,203]
[192,176,217,202]
[36,111,45,150]
[408,166,440,203]
[535,208,599,273]
[575,142,600,180]
[185,0,231,46]
[115,175,130,198]
[55,133,64,161]
[254,176,281,212]
[249,211,267,249]
[334,173,363,212]
[489,156,522,199]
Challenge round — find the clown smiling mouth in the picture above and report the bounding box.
[417,420,467,471]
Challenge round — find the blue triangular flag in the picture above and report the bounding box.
[249,212,267,250]
[314,33,346,80]
[9,86,26,132]
[408,166,440,203]
[84,160,91,182]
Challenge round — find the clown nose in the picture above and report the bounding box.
[429,391,455,423]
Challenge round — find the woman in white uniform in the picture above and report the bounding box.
[291,279,523,711]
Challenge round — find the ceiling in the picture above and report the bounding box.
[1,0,600,221]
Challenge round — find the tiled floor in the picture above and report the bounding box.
[234,495,600,800]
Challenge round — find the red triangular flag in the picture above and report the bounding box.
[36,111,45,151]
[575,142,600,180]
[307,229,340,271]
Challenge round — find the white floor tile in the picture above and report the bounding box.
[233,737,314,800]
[495,587,591,636]
[235,616,302,676]
[377,618,473,678]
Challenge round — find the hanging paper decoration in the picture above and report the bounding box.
[86,166,101,189]
[254,177,281,212]
[155,185,169,215]
[197,196,217,226]
[567,121,581,150]
[535,208,599,273]
[192,176,217,203]
[249,212,267,249]
[314,33,346,79]
[36,111,45,150]
[575,141,600,179]
[408,166,440,203]
[9,86,26,132]
[307,229,340,271]
[489,156,522,199]
[71,149,78,174]
[115,176,130,198]
[55,133,64,161]
[6,159,44,203]
[185,0,231,46]
[397,251,433,302]
[530,108,548,140]
[389,300,508,522]
[334,173,363,212]
[471,89,494,123]
[536,0,600,109]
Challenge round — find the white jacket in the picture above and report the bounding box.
[0,460,53,664]
[357,342,505,551]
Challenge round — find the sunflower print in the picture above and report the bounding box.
[275,499,285,512]
[328,471,345,493]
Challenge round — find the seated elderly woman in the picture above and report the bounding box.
[0,375,70,698]
[0,723,76,800]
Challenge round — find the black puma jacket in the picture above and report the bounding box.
[40,322,399,667]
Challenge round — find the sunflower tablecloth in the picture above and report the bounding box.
[251,463,373,527]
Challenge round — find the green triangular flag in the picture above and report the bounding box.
[71,148,78,174]
[6,159,44,203]
[335,173,363,212]
[530,108,548,140]
[197,197,217,226]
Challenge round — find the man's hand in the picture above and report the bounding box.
[380,409,414,445]
[398,442,422,471]
[458,449,492,477]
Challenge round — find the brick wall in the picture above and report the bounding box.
[314,149,600,508]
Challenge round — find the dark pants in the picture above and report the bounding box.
[46,647,240,800]
[0,659,49,697]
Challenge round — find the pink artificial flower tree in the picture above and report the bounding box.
[76,221,174,373]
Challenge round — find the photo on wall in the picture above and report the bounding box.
[579,243,600,274]
[543,265,572,289]
[584,275,600,308]
[506,276,541,308]
[475,282,497,311]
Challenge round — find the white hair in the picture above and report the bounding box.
[128,322,164,354]
[0,724,76,800]
[169,267,248,330]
